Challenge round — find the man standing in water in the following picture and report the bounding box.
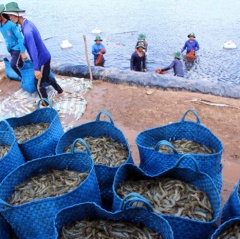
[3,2,64,106]
[92,35,106,67]
[0,4,27,77]
[181,32,200,55]
[130,42,147,72]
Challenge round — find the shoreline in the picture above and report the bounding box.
[51,63,240,99]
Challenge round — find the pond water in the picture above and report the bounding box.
[1,0,240,87]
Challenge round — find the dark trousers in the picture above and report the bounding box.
[35,59,63,105]
[10,50,23,77]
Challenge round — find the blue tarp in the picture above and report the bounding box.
[47,63,240,99]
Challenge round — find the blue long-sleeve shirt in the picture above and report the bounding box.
[161,59,184,77]
[0,20,25,53]
[130,51,146,71]
[181,39,200,54]
[92,43,106,63]
[21,19,51,70]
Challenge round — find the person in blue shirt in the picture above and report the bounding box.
[181,32,200,54]
[130,42,147,72]
[0,4,27,77]
[92,35,106,67]
[158,52,184,77]
[4,2,63,106]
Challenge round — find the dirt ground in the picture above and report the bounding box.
[0,65,239,207]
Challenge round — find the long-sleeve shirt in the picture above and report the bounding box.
[161,59,184,77]
[181,39,200,54]
[0,20,25,53]
[130,51,146,71]
[92,43,106,63]
[21,19,51,70]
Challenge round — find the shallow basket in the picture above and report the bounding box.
[54,198,174,239]
[210,217,240,239]
[0,139,101,239]
[0,131,25,182]
[136,109,224,191]
[221,180,240,223]
[112,155,221,239]
[6,98,64,161]
[55,110,133,209]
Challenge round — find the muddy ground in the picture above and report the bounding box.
[0,65,239,207]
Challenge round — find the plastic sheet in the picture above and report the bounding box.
[52,63,240,99]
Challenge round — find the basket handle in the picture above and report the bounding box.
[0,199,13,210]
[155,140,179,154]
[95,110,114,125]
[36,98,52,109]
[181,109,200,124]
[2,120,14,134]
[120,193,154,213]
[174,154,200,173]
[70,138,91,156]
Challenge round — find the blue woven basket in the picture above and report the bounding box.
[210,216,240,239]
[0,215,11,239]
[55,110,133,209]
[19,59,36,93]
[0,120,13,133]
[3,58,21,81]
[136,109,224,191]
[112,156,221,239]
[6,99,64,161]
[0,131,25,183]
[221,180,240,223]
[0,139,101,239]
[54,196,174,239]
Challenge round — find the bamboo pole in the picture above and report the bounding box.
[83,35,93,82]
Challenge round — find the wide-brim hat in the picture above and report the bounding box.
[3,2,25,14]
[138,33,146,40]
[188,32,196,38]
[136,42,145,49]
[174,51,182,59]
[94,36,102,41]
[0,4,4,13]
